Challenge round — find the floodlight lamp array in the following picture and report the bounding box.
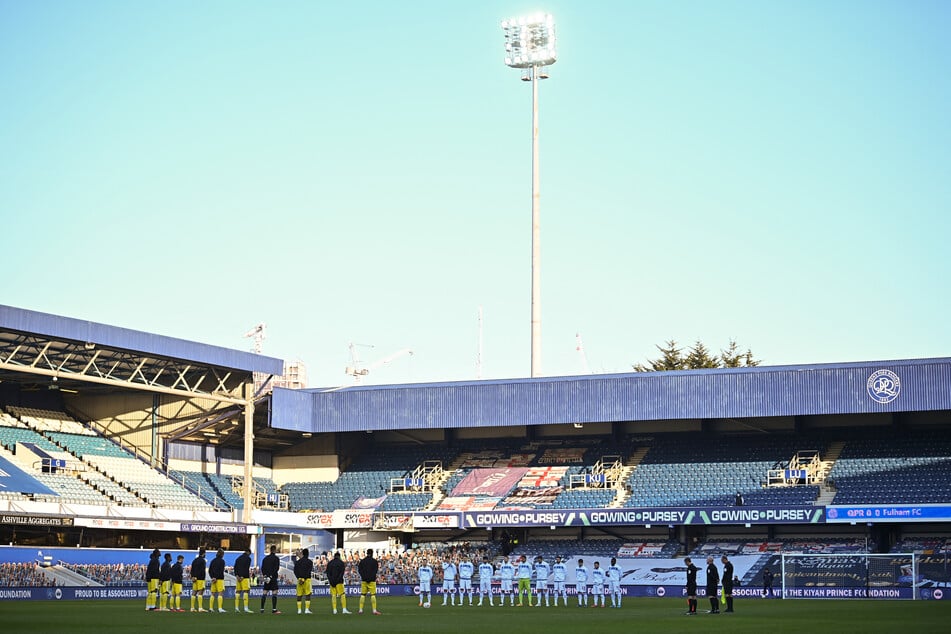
[502,13,557,69]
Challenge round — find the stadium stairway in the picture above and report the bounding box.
[45,564,96,587]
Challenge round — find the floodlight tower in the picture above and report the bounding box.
[502,12,556,378]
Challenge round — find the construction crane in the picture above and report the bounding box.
[576,332,592,374]
[244,323,266,354]
[345,342,414,383]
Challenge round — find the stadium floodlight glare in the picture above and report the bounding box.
[501,12,556,378]
[501,13,557,68]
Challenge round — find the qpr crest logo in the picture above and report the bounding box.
[867,369,900,404]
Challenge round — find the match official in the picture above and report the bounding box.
[683,557,698,615]
[705,556,720,614]
[721,555,735,613]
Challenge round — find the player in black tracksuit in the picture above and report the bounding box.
[294,548,314,614]
[208,549,226,612]
[705,556,720,614]
[145,549,161,611]
[684,557,699,614]
[234,548,252,613]
[170,555,184,611]
[357,548,381,614]
[190,547,207,612]
[326,551,349,614]
[159,553,172,610]
[721,555,735,613]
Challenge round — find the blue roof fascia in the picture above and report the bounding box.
[0,305,284,375]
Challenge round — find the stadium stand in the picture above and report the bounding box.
[623,434,817,507]
[281,444,453,512]
[892,537,951,554]
[0,562,54,587]
[7,406,95,436]
[0,407,219,509]
[827,428,951,504]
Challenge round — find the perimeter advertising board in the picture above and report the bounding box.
[826,504,951,523]
[463,506,824,528]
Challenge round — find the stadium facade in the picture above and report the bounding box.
[2,304,950,594]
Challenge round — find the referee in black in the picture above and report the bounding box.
[683,557,699,615]
[705,556,720,614]
[721,555,735,613]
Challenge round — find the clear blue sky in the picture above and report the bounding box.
[2,0,949,388]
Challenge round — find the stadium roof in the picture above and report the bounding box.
[0,304,283,401]
[271,357,951,434]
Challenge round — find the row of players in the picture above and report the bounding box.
[145,546,381,615]
[143,547,625,614]
[418,553,623,608]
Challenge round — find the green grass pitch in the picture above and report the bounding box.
[2,596,948,633]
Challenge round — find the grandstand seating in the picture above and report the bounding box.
[1,408,219,509]
[281,444,453,512]
[90,455,212,510]
[828,429,951,504]
[379,491,432,512]
[623,434,819,508]
[0,424,62,454]
[550,486,616,509]
[7,407,95,436]
[80,469,145,505]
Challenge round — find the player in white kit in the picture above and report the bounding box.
[498,556,516,606]
[418,558,434,607]
[478,556,495,606]
[533,556,551,607]
[574,558,589,607]
[441,555,458,606]
[590,561,606,607]
[607,557,623,608]
[551,556,568,606]
[458,556,475,606]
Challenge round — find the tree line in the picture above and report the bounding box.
[633,339,759,372]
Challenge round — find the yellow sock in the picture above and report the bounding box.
[341,595,347,609]
[359,596,365,610]
[371,596,377,611]
[305,600,310,610]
